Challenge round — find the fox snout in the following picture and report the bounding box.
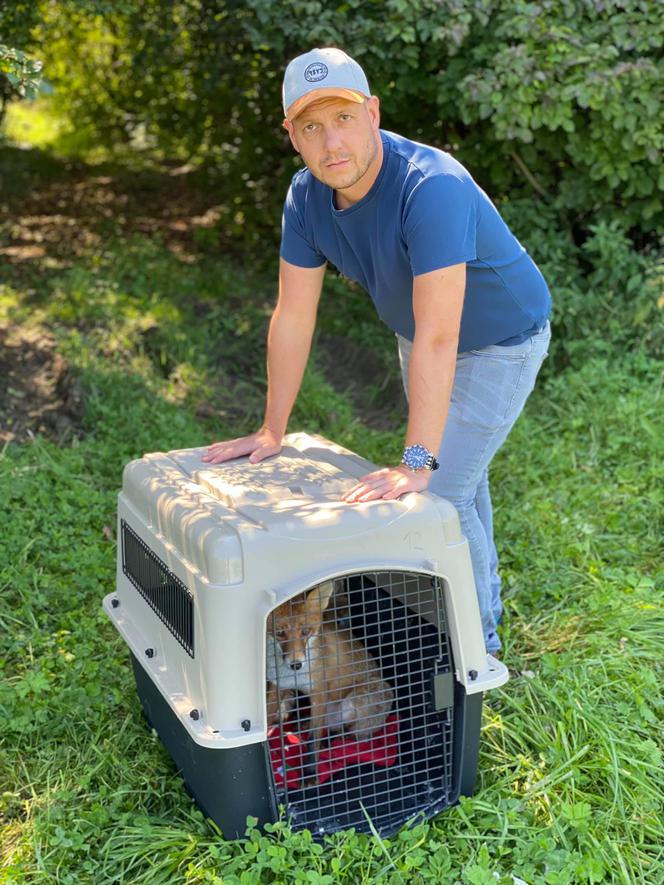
[274,634,311,670]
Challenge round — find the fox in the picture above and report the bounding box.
[266,581,394,782]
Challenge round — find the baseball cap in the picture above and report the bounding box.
[282,47,371,120]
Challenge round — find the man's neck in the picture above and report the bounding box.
[334,136,384,210]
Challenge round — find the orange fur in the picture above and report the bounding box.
[266,581,394,782]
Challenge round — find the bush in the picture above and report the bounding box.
[0,44,44,125]
[499,199,664,369]
[3,2,661,239]
[3,1,662,366]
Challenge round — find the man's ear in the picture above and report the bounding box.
[366,95,381,132]
[283,118,300,153]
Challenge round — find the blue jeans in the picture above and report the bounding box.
[397,322,551,653]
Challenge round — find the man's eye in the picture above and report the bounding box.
[339,114,352,122]
[303,123,317,133]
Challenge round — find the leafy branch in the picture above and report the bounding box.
[0,44,44,124]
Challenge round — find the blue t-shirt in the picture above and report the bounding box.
[280,130,551,351]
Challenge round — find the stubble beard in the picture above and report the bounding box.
[316,132,379,192]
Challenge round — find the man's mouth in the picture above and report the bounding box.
[325,158,351,169]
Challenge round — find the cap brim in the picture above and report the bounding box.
[286,88,366,121]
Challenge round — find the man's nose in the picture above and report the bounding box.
[289,661,303,671]
[322,126,343,152]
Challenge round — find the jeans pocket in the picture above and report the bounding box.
[451,350,530,430]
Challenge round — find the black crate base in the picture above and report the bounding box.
[284,759,451,836]
[131,652,277,839]
[130,651,482,839]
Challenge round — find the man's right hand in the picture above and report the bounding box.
[202,260,324,469]
[202,427,283,465]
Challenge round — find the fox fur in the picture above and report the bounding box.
[266,581,394,780]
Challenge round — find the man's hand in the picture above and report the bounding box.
[342,465,431,504]
[202,427,283,465]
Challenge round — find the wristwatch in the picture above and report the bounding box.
[401,444,439,472]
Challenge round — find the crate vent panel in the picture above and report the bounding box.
[121,519,194,657]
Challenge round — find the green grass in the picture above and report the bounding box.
[1,223,663,882]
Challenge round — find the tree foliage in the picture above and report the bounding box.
[7,1,658,236]
[0,44,44,124]
[3,1,663,260]
[3,0,660,365]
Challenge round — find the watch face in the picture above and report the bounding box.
[404,445,428,469]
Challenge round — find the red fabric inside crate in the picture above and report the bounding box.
[268,713,399,788]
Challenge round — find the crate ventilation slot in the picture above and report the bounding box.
[121,519,194,657]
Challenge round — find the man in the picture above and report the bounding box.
[204,47,551,655]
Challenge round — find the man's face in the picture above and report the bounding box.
[285,96,381,192]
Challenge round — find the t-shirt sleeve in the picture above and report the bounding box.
[279,180,326,268]
[403,173,478,276]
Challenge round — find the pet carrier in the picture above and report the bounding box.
[103,432,507,838]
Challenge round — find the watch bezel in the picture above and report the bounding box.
[401,444,439,472]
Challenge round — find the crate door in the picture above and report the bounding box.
[265,571,456,837]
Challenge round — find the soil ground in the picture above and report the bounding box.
[0,324,84,444]
[1,148,219,443]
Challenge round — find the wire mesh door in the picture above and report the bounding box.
[265,570,455,836]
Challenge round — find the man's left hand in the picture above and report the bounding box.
[342,465,431,504]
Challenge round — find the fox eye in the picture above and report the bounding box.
[275,629,286,639]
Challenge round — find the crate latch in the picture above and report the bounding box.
[431,669,454,711]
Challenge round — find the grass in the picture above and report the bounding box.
[1,158,663,882]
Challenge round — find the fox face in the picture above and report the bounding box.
[270,612,316,670]
[267,581,335,671]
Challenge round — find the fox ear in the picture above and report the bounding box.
[306,580,335,613]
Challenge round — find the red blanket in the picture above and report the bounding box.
[268,713,399,789]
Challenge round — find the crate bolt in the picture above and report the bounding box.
[469,669,478,681]
[241,719,251,732]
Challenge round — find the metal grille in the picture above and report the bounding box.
[121,519,194,657]
[266,571,454,837]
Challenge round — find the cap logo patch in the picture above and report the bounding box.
[304,62,328,82]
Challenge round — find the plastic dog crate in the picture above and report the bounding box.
[103,432,507,838]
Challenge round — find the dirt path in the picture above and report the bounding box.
[0,146,403,440]
[0,324,84,444]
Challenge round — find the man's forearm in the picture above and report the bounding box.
[404,336,458,455]
[262,304,315,438]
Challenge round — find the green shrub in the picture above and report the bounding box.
[499,200,664,369]
[5,1,663,238]
[3,2,662,368]
[0,44,44,124]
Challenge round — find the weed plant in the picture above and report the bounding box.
[1,226,662,883]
